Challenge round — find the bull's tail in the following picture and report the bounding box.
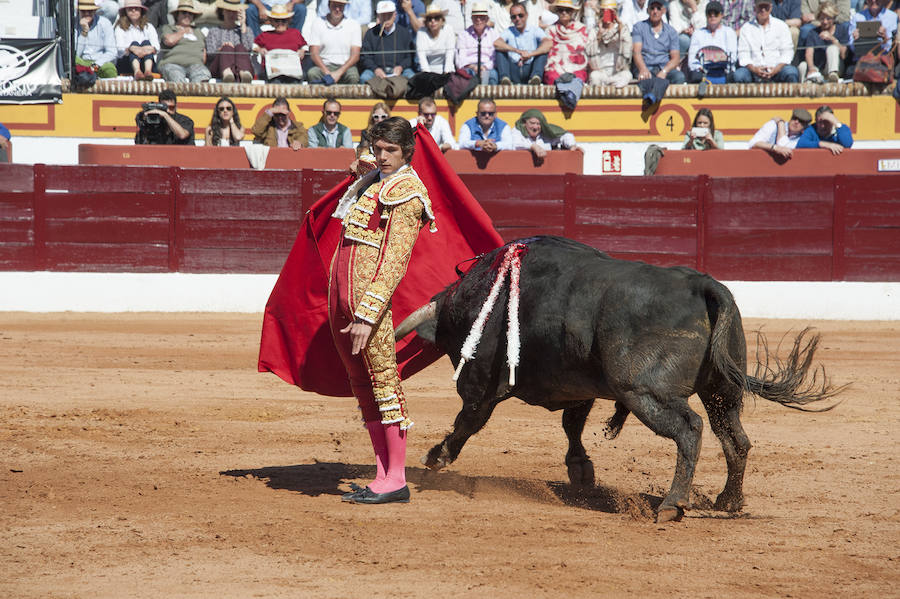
[705,281,845,412]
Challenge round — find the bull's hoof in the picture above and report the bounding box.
[566,458,595,486]
[421,445,449,470]
[656,506,684,523]
[714,491,744,513]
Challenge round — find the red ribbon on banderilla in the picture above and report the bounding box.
[452,243,528,385]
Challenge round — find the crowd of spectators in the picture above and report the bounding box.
[73,0,900,85]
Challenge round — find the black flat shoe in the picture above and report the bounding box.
[348,485,410,504]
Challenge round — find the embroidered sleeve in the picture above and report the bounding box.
[353,198,425,324]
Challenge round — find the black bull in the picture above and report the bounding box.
[395,236,842,522]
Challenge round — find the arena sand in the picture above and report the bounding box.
[1,314,898,598]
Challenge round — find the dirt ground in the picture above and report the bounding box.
[1,313,898,598]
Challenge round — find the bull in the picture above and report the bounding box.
[395,236,842,522]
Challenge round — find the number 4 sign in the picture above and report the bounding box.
[602,150,622,174]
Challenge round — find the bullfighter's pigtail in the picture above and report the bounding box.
[453,243,528,386]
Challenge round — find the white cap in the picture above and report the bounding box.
[376,0,395,13]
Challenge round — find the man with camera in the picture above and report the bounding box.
[134,90,195,145]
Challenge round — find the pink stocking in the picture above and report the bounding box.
[365,420,388,490]
[383,423,407,490]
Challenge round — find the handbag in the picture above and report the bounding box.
[853,44,894,84]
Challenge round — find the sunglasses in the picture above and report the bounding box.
[556,7,574,12]
[325,110,341,116]
[648,4,664,10]
[424,15,442,21]
[421,112,437,117]
[478,111,495,116]
[372,114,388,120]
[706,9,721,15]
[218,105,233,112]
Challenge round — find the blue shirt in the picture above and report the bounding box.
[74,16,117,65]
[500,24,547,64]
[796,122,853,148]
[849,7,898,52]
[771,0,801,22]
[632,20,679,68]
[0,122,10,141]
[396,0,426,32]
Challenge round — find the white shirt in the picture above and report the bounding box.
[747,118,801,149]
[409,115,458,149]
[114,23,160,58]
[510,128,576,150]
[307,15,363,66]
[737,17,794,68]
[416,26,456,73]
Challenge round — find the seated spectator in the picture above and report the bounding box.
[246,0,307,38]
[307,0,362,85]
[205,96,245,146]
[682,107,723,149]
[314,0,373,25]
[771,0,803,50]
[632,0,686,83]
[747,107,812,158]
[798,1,848,81]
[0,122,11,163]
[430,0,467,35]
[135,90,195,145]
[543,0,589,84]
[800,0,851,45]
[687,0,738,83]
[397,0,427,32]
[848,0,897,59]
[456,2,501,85]
[586,0,633,87]
[308,98,354,148]
[358,102,391,154]
[409,97,457,152]
[512,109,578,160]
[458,97,513,152]
[666,0,706,58]
[360,2,416,84]
[723,0,757,31]
[159,0,211,83]
[251,96,308,149]
[253,4,307,81]
[75,0,119,79]
[494,1,553,84]
[114,0,160,80]
[796,104,853,154]
[619,0,652,33]
[205,0,255,82]
[733,0,799,82]
[417,6,456,73]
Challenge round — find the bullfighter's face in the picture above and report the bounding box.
[372,138,407,176]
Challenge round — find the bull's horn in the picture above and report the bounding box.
[394,301,437,341]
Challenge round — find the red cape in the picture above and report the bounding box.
[258,125,504,397]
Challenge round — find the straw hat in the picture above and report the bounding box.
[77,0,100,11]
[470,1,489,15]
[424,5,448,17]
[118,0,146,13]
[268,3,295,18]
[215,0,242,10]
[599,0,616,10]
[170,0,201,14]
[549,0,578,11]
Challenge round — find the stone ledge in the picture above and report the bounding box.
[65,78,898,99]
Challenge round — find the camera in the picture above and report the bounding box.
[691,126,709,137]
[141,102,168,124]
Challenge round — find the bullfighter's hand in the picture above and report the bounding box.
[341,321,373,355]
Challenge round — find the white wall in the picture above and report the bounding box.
[0,272,897,319]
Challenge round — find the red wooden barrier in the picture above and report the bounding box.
[655,149,900,177]
[78,144,583,174]
[2,163,899,280]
